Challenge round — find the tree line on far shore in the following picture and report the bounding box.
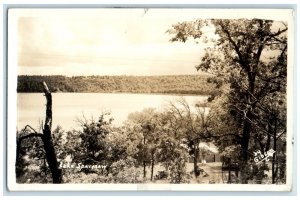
[17,75,216,95]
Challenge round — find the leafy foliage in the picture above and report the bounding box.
[109,157,143,183]
[168,18,287,183]
[16,130,51,183]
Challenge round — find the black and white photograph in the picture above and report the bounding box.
[7,8,294,191]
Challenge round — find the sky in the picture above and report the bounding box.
[15,9,292,76]
[17,9,213,76]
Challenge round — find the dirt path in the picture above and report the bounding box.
[146,162,223,184]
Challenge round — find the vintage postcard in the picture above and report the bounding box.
[7,8,294,191]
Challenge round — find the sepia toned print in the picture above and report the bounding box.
[7,8,294,191]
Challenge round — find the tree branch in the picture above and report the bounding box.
[276,130,286,140]
[195,133,242,141]
[21,125,39,134]
[219,22,250,72]
[269,28,288,38]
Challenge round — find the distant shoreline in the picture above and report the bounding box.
[17,74,216,95]
[17,91,211,97]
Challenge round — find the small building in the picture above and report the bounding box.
[188,142,220,163]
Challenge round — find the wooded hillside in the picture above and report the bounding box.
[17,75,215,95]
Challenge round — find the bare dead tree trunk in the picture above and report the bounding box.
[16,82,62,183]
[42,82,62,183]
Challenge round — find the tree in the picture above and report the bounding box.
[16,82,62,183]
[126,108,160,180]
[254,93,286,183]
[168,19,287,183]
[167,98,211,178]
[155,110,190,183]
[72,113,112,172]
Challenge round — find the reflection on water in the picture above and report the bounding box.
[17,93,208,131]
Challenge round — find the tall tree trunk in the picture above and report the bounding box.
[193,140,199,178]
[240,110,252,183]
[265,124,271,152]
[42,82,62,183]
[143,135,146,178]
[150,151,154,181]
[143,161,146,178]
[240,76,255,184]
[272,120,277,184]
[228,158,232,183]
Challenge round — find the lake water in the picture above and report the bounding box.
[17,93,208,131]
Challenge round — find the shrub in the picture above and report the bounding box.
[169,156,190,184]
[109,157,143,183]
